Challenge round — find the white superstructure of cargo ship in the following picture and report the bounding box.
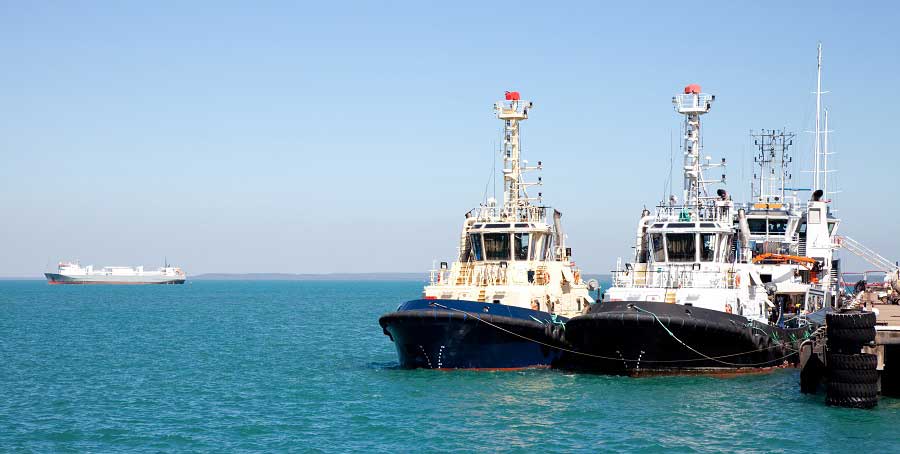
[45,261,186,285]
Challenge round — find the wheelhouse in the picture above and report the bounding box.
[465,223,554,262]
[642,222,733,264]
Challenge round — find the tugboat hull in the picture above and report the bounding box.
[379,299,567,369]
[560,300,816,375]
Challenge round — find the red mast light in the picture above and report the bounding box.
[505,91,521,101]
[683,84,702,94]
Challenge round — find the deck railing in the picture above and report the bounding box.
[613,268,737,290]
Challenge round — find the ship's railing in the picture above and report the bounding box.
[613,267,737,289]
[751,241,798,257]
[654,205,731,223]
[471,205,548,224]
[432,262,511,287]
[736,196,801,212]
[673,93,715,113]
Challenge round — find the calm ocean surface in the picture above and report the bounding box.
[1,280,899,453]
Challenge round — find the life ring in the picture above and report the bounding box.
[735,274,741,287]
[541,270,551,283]
[725,303,733,314]
[573,270,581,283]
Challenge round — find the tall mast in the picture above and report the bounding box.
[823,108,829,198]
[672,84,716,210]
[813,42,823,191]
[494,91,539,221]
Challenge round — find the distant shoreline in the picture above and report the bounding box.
[1,272,611,282]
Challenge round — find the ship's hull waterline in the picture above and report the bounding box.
[379,299,568,370]
[559,300,819,376]
[45,273,186,285]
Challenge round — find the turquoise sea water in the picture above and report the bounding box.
[1,280,899,453]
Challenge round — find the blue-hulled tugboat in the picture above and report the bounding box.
[379,91,594,369]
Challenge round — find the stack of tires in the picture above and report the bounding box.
[826,310,878,409]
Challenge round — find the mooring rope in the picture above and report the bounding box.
[631,305,797,367]
[428,302,798,365]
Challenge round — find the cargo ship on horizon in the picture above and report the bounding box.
[45,261,186,285]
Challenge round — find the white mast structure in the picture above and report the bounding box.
[813,43,823,192]
[811,42,834,198]
[494,92,541,222]
[823,108,830,199]
[672,85,724,214]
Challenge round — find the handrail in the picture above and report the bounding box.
[612,268,737,289]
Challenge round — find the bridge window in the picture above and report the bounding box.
[666,233,696,262]
[748,219,767,234]
[768,218,788,234]
[651,233,665,262]
[530,234,549,261]
[514,233,530,260]
[470,234,483,261]
[483,233,510,261]
[700,233,716,261]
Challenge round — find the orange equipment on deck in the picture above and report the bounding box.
[751,253,818,270]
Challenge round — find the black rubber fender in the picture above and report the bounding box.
[828,352,878,370]
[827,311,877,330]
[829,368,879,385]
[826,394,878,409]
[827,381,878,399]
[827,327,875,346]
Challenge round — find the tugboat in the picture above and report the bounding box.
[379,92,594,369]
[561,84,834,375]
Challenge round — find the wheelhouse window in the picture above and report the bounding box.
[514,233,530,261]
[700,233,716,262]
[768,218,788,234]
[666,233,696,262]
[483,233,510,261]
[651,233,665,262]
[529,235,540,260]
[720,233,735,262]
[530,234,550,261]
[470,234,483,261]
[747,219,767,234]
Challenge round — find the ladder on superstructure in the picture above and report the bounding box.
[837,235,899,272]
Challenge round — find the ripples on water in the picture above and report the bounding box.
[1,280,898,453]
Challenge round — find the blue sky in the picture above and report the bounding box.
[1,1,898,275]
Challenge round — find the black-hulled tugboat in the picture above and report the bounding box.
[561,84,835,375]
[379,92,594,369]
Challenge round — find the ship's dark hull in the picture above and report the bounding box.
[379,299,567,369]
[559,300,818,376]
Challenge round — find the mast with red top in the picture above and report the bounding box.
[494,91,541,222]
[672,84,724,213]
